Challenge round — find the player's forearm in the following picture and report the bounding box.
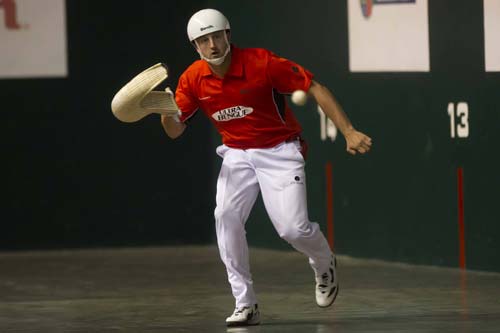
[308,80,354,136]
[161,115,186,139]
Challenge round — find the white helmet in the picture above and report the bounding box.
[187,9,230,42]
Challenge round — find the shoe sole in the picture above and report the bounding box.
[226,312,261,327]
[317,284,339,308]
[226,320,260,327]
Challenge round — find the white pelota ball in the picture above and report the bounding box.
[291,90,307,106]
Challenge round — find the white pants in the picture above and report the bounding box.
[214,140,333,307]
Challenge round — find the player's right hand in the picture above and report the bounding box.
[345,129,372,155]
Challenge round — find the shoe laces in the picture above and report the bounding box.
[318,272,329,288]
[234,306,249,315]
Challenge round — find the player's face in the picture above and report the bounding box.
[195,31,229,59]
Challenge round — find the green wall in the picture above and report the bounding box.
[2,0,498,273]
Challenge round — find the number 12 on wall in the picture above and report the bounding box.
[447,102,469,138]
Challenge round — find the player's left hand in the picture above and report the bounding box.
[344,129,372,155]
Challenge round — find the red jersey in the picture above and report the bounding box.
[175,45,313,149]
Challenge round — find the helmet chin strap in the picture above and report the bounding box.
[196,33,230,66]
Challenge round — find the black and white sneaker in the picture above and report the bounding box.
[225,304,260,327]
[315,256,339,307]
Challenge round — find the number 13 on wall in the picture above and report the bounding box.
[447,102,470,138]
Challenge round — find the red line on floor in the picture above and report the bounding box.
[325,162,334,250]
[457,167,466,269]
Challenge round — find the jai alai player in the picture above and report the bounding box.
[161,9,372,327]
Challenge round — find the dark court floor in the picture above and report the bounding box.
[0,246,499,332]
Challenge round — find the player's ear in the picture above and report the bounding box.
[226,30,231,41]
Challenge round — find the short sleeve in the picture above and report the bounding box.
[267,52,314,94]
[175,72,199,123]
